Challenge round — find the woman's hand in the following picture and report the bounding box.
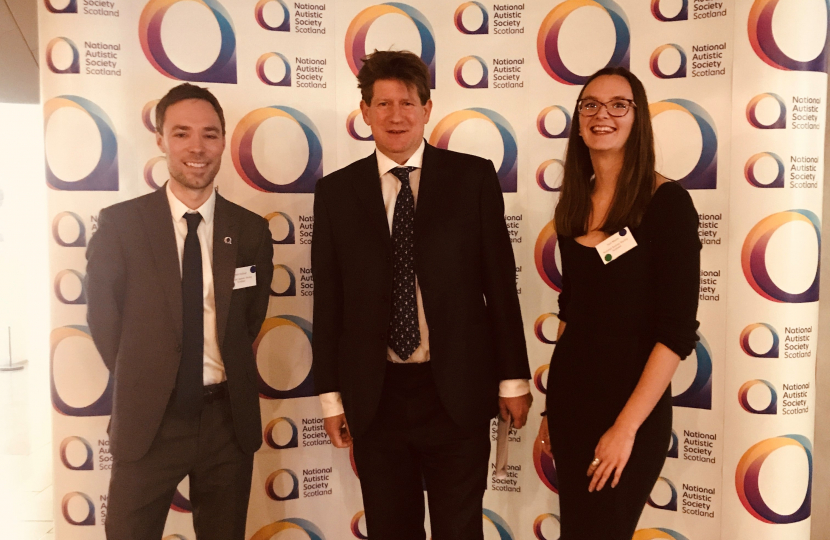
[587,423,636,491]
[536,417,553,457]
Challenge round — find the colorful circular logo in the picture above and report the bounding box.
[144,156,166,190]
[254,315,315,399]
[532,513,560,540]
[250,518,326,540]
[745,152,784,188]
[537,0,630,85]
[139,0,237,83]
[265,211,296,244]
[264,416,299,449]
[46,37,80,74]
[739,379,777,414]
[256,0,290,31]
[650,99,718,190]
[52,211,86,247]
[350,511,368,539]
[647,477,678,511]
[747,93,786,129]
[257,52,291,86]
[748,0,829,73]
[59,436,94,470]
[54,269,87,305]
[44,95,119,191]
[455,2,488,34]
[534,313,559,344]
[45,0,78,13]
[346,109,373,141]
[668,428,679,458]
[632,529,689,540]
[741,209,821,303]
[454,56,488,88]
[170,489,192,512]
[232,106,323,193]
[533,364,549,394]
[650,44,687,79]
[650,0,688,21]
[271,264,297,297]
[345,3,436,88]
[61,492,95,526]
[429,108,518,193]
[534,221,562,292]
[536,159,564,192]
[537,106,571,139]
[532,436,559,493]
[483,509,514,540]
[672,331,713,410]
[50,325,113,417]
[142,99,159,133]
[740,323,780,358]
[736,434,813,524]
[266,469,300,501]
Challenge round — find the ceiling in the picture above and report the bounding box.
[0,0,39,104]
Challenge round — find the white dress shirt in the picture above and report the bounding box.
[319,141,529,417]
[166,182,225,385]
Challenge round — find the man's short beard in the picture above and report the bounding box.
[171,169,216,190]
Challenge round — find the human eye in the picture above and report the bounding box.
[582,100,599,111]
[611,100,629,110]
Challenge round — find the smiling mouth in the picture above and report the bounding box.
[590,126,616,134]
[184,161,208,169]
[387,129,408,135]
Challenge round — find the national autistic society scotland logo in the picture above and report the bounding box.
[62,492,95,526]
[264,416,299,449]
[745,152,784,188]
[454,56,488,88]
[748,0,829,73]
[738,379,777,415]
[482,509,514,540]
[534,221,562,292]
[747,93,786,129]
[139,0,237,83]
[52,211,86,247]
[532,513,561,540]
[651,0,688,21]
[673,331,713,410]
[647,477,679,511]
[455,2,488,34]
[346,3,436,88]
[44,95,118,191]
[231,106,323,193]
[256,53,291,86]
[649,99,717,190]
[250,518,326,540]
[736,434,813,524]
[650,44,687,79]
[45,0,78,13]
[46,37,80,74]
[254,315,314,399]
[256,0,290,31]
[51,326,113,417]
[428,108,518,193]
[351,511,368,539]
[741,209,821,303]
[538,0,630,85]
[740,322,780,358]
[265,469,300,501]
[59,436,94,470]
[533,436,559,493]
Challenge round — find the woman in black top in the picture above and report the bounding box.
[535,67,701,538]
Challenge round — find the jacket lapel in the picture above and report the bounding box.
[351,152,392,250]
[138,185,183,341]
[213,194,238,349]
[415,143,442,232]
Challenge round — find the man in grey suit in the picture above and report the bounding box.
[86,84,273,540]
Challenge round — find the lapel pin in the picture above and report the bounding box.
[224,237,232,244]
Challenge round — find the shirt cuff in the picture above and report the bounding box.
[319,392,345,417]
[499,379,531,398]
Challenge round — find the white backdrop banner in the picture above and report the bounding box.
[39,0,826,539]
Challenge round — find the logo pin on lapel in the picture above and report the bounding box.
[224,237,232,244]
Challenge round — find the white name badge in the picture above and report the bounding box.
[234,266,257,289]
[596,227,637,264]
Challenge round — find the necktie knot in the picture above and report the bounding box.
[391,166,417,186]
[184,212,202,233]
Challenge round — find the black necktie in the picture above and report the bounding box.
[388,166,420,361]
[175,212,204,416]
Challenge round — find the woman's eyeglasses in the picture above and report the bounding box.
[577,99,636,117]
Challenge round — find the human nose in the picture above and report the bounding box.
[594,102,611,119]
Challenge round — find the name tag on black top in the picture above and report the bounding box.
[596,227,637,264]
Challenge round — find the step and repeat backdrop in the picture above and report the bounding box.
[39,0,827,539]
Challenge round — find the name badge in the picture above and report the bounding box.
[234,266,257,289]
[596,228,637,264]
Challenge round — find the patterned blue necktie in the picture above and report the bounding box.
[388,166,420,360]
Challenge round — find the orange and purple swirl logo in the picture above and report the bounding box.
[254,316,314,399]
[538,0,630,85]
[533,364,549,394]
[250,518,326,540]
[346,109,373,141]
[232,106,323,193]
[483,509,514,540]
[46,37,79,74]
[44,95,118,191]
[170,488,192,512]
[533,436,559,493]
[345,3,436,88]
[736,434,812,523]
[651,0,688,21]
[265,211,296,244]
[266,469,300,501]
[429,108,517,192]
[256,0,290,31]
[532,513,560,540]
[650,44,687,79]
[142,99,159,133]
[534,221,562,292]
[632,529,689,540]
[272,264,297,297]
[740,323,779,358]
[350,511,368,539]
[739,379,777,414]
[455,2,488,34]
[741,209,820,303]
[45,0,77,13]
[144,156,166,190]
[650,99,717,190]
[51,326,113,417]
[59,436,94,470]
[139,0,237,83]
[536,159,564,192]
[537,106,571,139]
[668,428,679,458]
[52,211,86,247]
[647,477,678,511]
[748,0,829,73]
[264,416,299,449]
[54,269,86,305]
[673,331,712,409]
[745,152,784,188]
[534,313,559,345]
[61,492,95,526]
[747,93,786,129]
[454,56,488,88]
[257,52,291,86]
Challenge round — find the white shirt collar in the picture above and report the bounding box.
[166,181,216,225]
[376,139,425,178]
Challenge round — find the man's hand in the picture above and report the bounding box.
[323,414,353,448]
[498,393,533,428]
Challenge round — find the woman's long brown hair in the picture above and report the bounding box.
[554,67,656,237]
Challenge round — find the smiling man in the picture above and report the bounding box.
[311,50,532,540]
[85,84,273,540]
